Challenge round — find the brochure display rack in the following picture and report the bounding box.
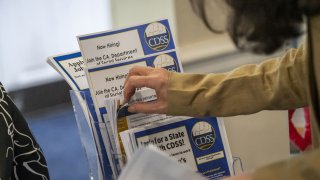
[48,19,240,179]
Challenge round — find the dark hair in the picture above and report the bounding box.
[203,0,320,54]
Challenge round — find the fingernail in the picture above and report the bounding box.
[128,106,135,113]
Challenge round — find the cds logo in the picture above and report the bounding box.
[152,54,178,72]
[191,121,216,150]
[144,22,170,51]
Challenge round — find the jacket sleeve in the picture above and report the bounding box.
[167,44,308,117]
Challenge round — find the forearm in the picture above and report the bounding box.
[167,45,308,117]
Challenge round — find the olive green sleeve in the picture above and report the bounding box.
[167,45,308,117]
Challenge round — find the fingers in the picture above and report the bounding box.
[128,66,153,75]
[128,101,166,114]
[123,76,156,103]
[123,66,169,114]
[124,66,152,86]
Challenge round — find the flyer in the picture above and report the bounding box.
[122,117,234,180]
[78,19,176,68]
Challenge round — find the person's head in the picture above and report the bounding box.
[190,0,320,54]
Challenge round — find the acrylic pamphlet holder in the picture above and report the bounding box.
[70,90,110,180]
[70,90,131,180]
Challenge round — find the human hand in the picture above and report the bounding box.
[123,66,170,114]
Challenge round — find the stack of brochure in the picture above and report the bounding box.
[47,19,233,180]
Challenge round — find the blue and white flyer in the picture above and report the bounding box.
[121,117,233,180]
[47,52,87,90]
[78,19,175,68]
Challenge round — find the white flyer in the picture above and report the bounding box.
[78,19,176,68]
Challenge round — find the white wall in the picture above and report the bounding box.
[0,0,112,91]
[111,0,176,35]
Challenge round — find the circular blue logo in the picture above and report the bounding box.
[144,22,170,51]
[152,54,178,72]
[191,121,216,150]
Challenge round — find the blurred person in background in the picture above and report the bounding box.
[123,0,320,179]
[0,83,49,179]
